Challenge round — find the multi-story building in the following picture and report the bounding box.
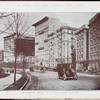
[56,26,77,65]
[4,34,16,62]
[88,13,100,72]
[33,16,77,68]
[75,24,89,71]
[32,16,64,68]
[4,34,35,65]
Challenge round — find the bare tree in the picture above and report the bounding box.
[0,13,34,84]
[0,13,14,19]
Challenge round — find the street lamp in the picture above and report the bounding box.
[71,31,76,70]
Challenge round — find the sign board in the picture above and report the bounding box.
[15,38,35,56]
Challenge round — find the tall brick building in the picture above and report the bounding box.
[88,13,100,72]
[75,24,89,71]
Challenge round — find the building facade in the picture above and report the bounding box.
[33,16,77,68]
[88,13,100,72]
[75,24,89,71]
[33,16,63,68]
[56,26,77,65]
[4,34,16,62]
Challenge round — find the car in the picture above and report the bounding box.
[57,63,78,80]
[30,67,34,72]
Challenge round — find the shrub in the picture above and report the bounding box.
[0,68,5,74]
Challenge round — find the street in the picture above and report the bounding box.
[24,70,100,90]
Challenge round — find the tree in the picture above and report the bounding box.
[0,13,14,35]
[0,13,34,84]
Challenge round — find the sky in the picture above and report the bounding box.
[0,12,97,50]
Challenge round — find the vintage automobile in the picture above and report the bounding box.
[30,67,34,72]
[57,63,78,80]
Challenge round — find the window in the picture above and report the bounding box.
[38,47,44,50]
[44,39,48,43]
[94,47,96,51]
[35,42,39,45]
[90,40,92,44]
[63,43,65,45]
[91,48,93,52]
[38,31,44,35]
[97,45,100,50]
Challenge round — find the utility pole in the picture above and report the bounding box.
[14,13,19,84]
[14,53,17,84]
[23,55,26,73]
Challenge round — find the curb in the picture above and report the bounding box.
[20,74,30,90]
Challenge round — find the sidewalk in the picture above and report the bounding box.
[0,74,22,90]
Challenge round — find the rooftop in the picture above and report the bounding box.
[89,13,100,25]
[75,24,89,35]
[60,26,77,31]
[32,16,49,27]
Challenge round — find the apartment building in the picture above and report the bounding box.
[33,16,77,68]
[56,26,77,65]
[75,24,89,71]
[88,13,100,72]
[33,16,64,68]
[4,34,17,62]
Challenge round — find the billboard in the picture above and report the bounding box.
[15,38,35,56]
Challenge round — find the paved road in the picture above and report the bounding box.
[24,71,100,90]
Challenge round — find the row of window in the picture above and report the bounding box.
[77,35,84,42]
[90,28,100,38]
[77,42,84,48]
[90,37,100,45]
[90,45,100,53]
[77,55,84,61]
[77,50,84,55]
[90,53,100,60]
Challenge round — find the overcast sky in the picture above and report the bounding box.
[0,12,97,50]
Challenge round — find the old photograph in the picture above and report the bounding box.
[2,98,99,100]
[0,12,100,90]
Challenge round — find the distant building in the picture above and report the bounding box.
[4,34,35,65]
[4,34,16,62]
[32,16,77,68]
[75,24,89,71]
[88,13,100,72]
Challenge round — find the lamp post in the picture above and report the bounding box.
[71,32,76,70]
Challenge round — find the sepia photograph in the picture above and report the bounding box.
[0,12,100,91]
[0,98,99,100]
